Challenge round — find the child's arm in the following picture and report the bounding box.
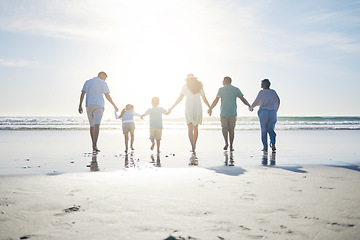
[169,94,184,112]
[133,112,143,120]
[114,110,120,119]
[162,107,171,115]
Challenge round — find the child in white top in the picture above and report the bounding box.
[115,104,142,153]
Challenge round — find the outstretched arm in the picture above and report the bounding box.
[208,96,220,116]
[169,95,184,112]
[78,91,86,114]
[104,93,119,112]
[202,95,211,109]
[209,97,220,110]
[239,96,251,107]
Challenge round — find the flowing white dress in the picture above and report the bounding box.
[180,85,205,125]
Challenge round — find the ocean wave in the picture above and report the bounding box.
[0,116,359,131]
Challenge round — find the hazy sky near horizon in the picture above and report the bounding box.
[0,0,360,118]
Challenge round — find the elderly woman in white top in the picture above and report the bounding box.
[249,79,280,153]
[169,74,211,153]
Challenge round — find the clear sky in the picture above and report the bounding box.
[0,0,360,118]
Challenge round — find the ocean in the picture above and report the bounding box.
[1,116,359,131]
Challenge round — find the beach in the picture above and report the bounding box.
[1,128,360,239]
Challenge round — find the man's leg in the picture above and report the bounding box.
[156,139,161,154]
[90,126,94,147]
[89,106,104,151]
[92,124,100,150]
[221,117,229,150]
[229,117,236,151]
[150,139,155,150]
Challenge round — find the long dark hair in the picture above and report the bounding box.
[186,74,203,94]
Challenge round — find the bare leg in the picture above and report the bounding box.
[193,125,199,150]
[222,128,229,150]
[187,123,195,152]
[90,126,94,148]
[130,131,135,150]
[150,139,155,150]
[229,128,235,151]
[156,139,161,154]
[124,133,129,153]
[90,124,100,151]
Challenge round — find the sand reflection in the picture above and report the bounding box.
[262,151,276,166]
[90,152,99,171]
[224,151,235,166]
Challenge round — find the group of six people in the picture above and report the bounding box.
[78,72,280,155]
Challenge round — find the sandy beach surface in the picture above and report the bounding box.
[1,129,360,239]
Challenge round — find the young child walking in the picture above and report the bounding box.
[115,104,142,153]
[141,97,170,154]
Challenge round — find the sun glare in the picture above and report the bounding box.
[100,1,213,115]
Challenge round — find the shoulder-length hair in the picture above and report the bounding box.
[185,74,203,94]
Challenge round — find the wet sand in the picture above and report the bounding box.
[0,129,359,239]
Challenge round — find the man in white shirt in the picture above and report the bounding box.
[249,79,280,153]
[78,71,119,152]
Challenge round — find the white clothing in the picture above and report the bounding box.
[115,110,141,123]
[180,85,205,125]
[82,77,110,108]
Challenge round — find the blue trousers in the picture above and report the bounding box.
[258,109,277,151]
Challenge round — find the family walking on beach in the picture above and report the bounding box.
[78,72,280,155]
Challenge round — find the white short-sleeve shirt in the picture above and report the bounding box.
[82,77,110,108]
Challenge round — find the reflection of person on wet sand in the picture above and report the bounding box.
[224,151,234,166]
[208,76,250,151]
[169,74,211,153]
[141,97,170,154]
[189,154,199,166]
[150,154,161,167]
[90,153,99,171]
[262,151,276,166]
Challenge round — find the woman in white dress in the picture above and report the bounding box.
[169,74,211,153]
